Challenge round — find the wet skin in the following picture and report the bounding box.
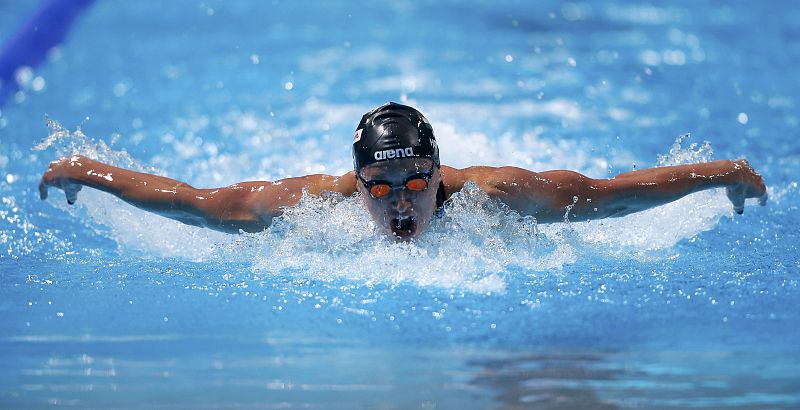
[356,158,441,240]
[39,155,767,236]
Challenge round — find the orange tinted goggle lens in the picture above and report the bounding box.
[368,178,428,198]
[405,178,428,191]
[369,184,391,198]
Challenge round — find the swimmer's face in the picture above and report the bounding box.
[357,158,441,241]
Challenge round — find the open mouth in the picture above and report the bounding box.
[390,216,416,239]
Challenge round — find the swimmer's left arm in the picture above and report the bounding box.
[469,159,767,223]
[38,155,357,233]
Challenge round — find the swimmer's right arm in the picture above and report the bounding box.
[39,155,357,233]
[450,159,767,223]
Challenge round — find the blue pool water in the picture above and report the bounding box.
[1,0,799,407]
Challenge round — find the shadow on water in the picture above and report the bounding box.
[471,352,618,409]
[468,350,800,409]
[3,335,799,409]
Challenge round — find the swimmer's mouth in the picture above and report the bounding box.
[390,216,416,240]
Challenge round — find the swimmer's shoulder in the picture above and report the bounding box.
[441,165,503,199]
[440,165,465,199]
[441,165,543,200]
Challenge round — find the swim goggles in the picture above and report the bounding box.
[357,164,434,199]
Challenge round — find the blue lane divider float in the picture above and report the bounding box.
[0,0,95,106]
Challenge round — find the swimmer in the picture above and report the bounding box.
[39,102,768,240]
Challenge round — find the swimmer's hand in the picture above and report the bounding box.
[39,155,84,204]
[725,159,768,214]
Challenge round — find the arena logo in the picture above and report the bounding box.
[374,147,415,160]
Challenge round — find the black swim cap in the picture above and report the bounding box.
[352,102,439,171]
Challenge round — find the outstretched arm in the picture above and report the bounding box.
[39,155,356,233]
[449,159,767,223]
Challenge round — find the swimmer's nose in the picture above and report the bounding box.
[392,190,413,213]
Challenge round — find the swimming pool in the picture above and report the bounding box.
[1,0,799,407]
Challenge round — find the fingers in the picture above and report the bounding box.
[726,186,745,215]
[39,163,57,201]
[39,161,81,205]
[754,172,768,206]
[64,183,81,205]
[39,179,49,200]
[733,204,744,215]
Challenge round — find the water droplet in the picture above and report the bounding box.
[641,50,661,66]
[14,66,33,87]
[31,76,46,92]
[113,82,128,97]
[737,112,749,124]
